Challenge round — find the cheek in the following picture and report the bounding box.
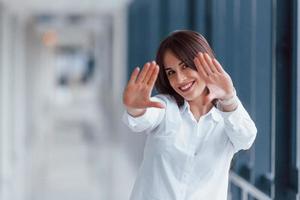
[168,78,176,88]
[192,72,205,84]
[168,77,178,91]
[196,79,206,91]
[198,78,206,85]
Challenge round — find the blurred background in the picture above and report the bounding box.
[0,0,299,200]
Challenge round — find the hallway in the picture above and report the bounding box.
[29,87,111,200]
[1,0,300,199]
[0,0,136,199]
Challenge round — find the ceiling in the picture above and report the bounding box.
[0,0,132,48]
[1,0,132,16]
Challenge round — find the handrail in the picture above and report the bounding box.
[229,171,272,200]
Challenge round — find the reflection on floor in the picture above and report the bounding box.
[29,87,130,200]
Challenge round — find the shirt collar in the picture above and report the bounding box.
[180,100,221,122]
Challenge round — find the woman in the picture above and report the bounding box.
[122,30,257,200]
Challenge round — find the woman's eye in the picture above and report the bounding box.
[167,71,175,76]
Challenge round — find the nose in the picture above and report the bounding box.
[175,72,187,83]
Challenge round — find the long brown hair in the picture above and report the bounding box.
[155,30,216,107]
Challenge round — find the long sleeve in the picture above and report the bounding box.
[217,97,257,153]
[122,96,166,133]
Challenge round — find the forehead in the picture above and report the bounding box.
[163,51,182,68]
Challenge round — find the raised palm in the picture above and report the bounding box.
[194,53,235,105]
[123,61,164,110]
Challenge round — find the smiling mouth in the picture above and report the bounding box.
[179,81,195,92]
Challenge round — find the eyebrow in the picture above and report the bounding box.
[164,61,185,71]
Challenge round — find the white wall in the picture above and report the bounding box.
[0,6,28,200]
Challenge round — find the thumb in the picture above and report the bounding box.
[146,101,165,109]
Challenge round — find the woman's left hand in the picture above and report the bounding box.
[194,52,235,105]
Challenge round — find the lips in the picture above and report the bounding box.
[179,81,195,92]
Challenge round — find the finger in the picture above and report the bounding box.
[128,67,140,84]
[136,62,150,83]
[147,64,159,87]
[146,101,165,109]
[204,53,218,74]
[199,53,213,75]
[194,56,208,78]
[212,58,225,74]
[143,61,156,83]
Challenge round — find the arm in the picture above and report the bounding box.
[194,53,257,152]
[122,96,166,132]
[122,61,165,133]
[217,96,257,153]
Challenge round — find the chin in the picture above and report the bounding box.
[181,93,199,101]
[182,90,205,102]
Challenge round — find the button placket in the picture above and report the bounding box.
[196,122,200,137]
[195,119,210,156]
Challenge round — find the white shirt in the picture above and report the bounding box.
[122,94,257,200]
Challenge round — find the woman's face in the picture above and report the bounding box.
[163,50,206,102]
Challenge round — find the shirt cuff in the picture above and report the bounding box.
[216,98,244,129]
[123,109,152,128]
[122,95,167,132]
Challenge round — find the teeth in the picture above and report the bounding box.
[180,82,193,91]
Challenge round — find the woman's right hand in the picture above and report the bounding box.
[123,61,165,117]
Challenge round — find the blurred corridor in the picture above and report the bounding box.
[0,0,300,200]
[0,0,137,199]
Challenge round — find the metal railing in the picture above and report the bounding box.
[229,171,272,200]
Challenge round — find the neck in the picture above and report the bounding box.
[187,90,214,121]
[188,101,213,121]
